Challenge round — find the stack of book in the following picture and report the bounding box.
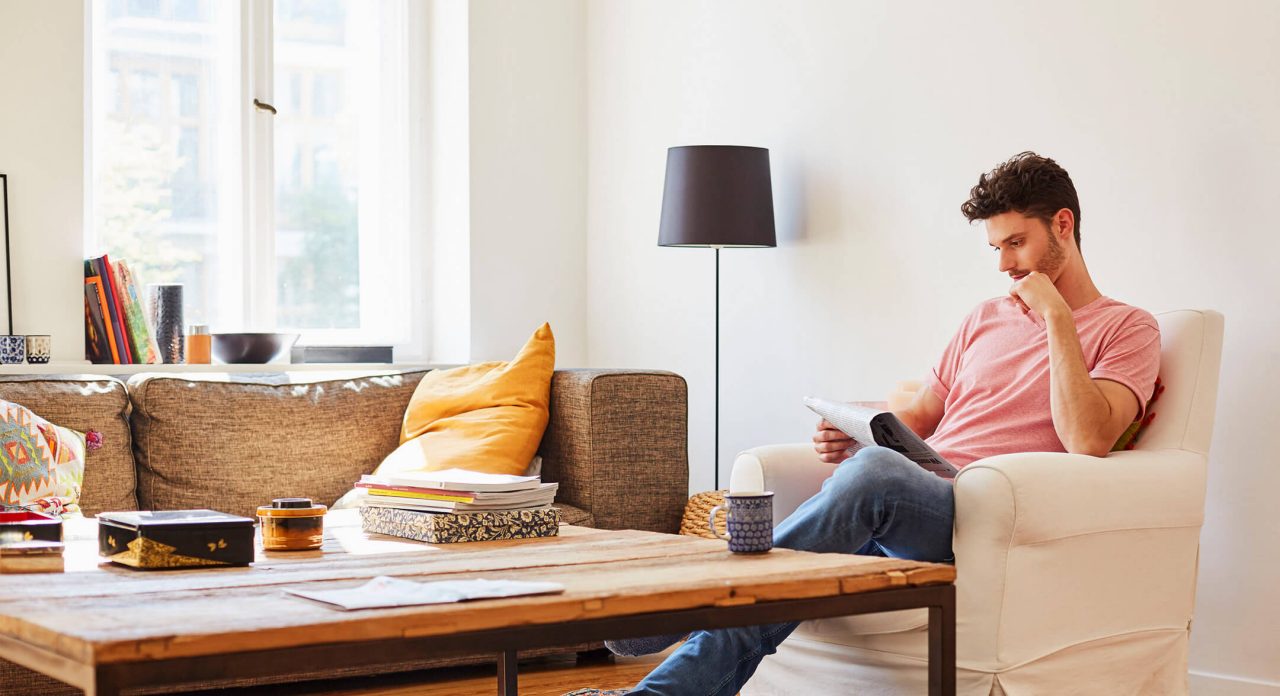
[84,255,160,364]
[357,468,560,544]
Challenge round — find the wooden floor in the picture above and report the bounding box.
[199,649,673,696]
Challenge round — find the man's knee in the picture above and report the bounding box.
[829,446,917,498]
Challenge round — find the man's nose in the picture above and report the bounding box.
[998,250,1015,273]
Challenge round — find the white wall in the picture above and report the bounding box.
[585,0,1279,690]
[467,0,587,365]
[0,1,84,361]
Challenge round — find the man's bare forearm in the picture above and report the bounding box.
[1044,308,1113,455]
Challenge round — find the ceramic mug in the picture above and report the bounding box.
[25,335,51,364]
[0,336,25,365]
[709,491,774,553]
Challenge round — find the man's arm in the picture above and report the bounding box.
[1042,309,1140,456]
[1011,272,1141,457]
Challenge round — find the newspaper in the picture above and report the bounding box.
[804,397,959,479]
[286,575,565,611]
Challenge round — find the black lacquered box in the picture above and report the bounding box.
[97,510,255,569]
[0,510,63,543]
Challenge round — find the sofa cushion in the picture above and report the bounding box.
[0,376,136,514]
[396,323,555,475]
[129,370,428,518]
[0,399,85,513]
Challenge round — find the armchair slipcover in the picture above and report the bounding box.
[732,310,1224,695]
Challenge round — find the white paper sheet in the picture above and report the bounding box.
[285,575,566,611]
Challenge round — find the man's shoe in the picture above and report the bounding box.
[603,632,689,656]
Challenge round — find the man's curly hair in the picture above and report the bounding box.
[961,152,1081,250]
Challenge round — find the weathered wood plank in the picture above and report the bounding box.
[0,527,715,601]
[0,516,954,671]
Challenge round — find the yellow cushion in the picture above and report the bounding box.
[377,323,556,476]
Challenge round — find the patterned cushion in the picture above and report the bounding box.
[0,399,85,513]
[0,376,135,514]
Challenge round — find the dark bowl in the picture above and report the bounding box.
[211,333,300,364]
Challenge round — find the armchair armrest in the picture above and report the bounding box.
[955,448,1207,546]
[953,447,1208,667]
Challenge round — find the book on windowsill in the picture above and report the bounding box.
[290,345,393,364]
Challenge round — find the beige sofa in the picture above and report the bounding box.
[0,368,689,694]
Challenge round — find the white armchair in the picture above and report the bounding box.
[733,310,1224,695]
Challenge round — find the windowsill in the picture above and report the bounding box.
[0,361,434,376]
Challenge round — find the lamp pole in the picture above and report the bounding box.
[714,246,721,490]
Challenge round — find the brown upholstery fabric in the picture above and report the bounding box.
[554,501,593,527]
[540,370,688,533]
[0,375,137,514]
[129,370,428,517]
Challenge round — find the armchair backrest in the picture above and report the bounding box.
[1135,310,1225,455]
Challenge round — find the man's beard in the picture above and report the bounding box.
[1036,230,1066,276]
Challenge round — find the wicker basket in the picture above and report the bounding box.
[680,490,728,539]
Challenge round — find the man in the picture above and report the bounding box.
[611,151,1161,696]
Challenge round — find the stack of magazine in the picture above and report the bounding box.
[356,468,561,544]
[355,469,557,513]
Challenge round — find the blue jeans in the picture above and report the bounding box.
[629,446,955,696]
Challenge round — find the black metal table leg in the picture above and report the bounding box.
[498,649,519,695]
[928,585,957,696]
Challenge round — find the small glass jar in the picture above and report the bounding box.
[257,497,327,551]
[186,324,211,365]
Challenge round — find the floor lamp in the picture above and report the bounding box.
[658,145,776,490]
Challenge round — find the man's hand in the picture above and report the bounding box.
[813,419,858,464]
[1009,271,1070,319]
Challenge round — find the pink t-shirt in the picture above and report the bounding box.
[924,296,1160,469]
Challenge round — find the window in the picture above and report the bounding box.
[88,0,418,353]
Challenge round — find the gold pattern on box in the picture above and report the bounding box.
[360,506,560,544]
[104,535,231,568]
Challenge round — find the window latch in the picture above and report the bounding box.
[253,99,277,115]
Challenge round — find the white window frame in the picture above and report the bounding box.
[87,0,426,359]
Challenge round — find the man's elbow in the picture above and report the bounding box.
[1063,437,1113,458]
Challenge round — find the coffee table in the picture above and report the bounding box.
[0,511,955,695]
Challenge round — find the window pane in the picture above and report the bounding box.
[273,0,362,330]
[90,1,239,329]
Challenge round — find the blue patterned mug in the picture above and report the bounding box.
[709,491,774,553]
[0,336,25,365]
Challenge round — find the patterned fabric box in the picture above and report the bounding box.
[360,505,559,544]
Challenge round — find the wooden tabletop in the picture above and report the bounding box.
[0,510,954,669]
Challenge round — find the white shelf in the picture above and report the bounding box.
[0,361,434,376]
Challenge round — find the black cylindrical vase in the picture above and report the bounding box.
[149,283,185,364]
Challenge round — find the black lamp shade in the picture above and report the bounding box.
[658,146,777,248]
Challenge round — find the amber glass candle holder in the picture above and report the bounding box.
[257,498,326,551]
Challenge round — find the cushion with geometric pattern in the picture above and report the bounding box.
[0,399,85,514]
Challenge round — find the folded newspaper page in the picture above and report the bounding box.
[804,397,959,479]
[286,575,566,611]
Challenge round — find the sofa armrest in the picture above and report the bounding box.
[539,370,688,533]
[730,444,836,526]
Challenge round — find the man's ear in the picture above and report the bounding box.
[1054,208,1075,243]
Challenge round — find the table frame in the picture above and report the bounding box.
[0,583,955,696]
